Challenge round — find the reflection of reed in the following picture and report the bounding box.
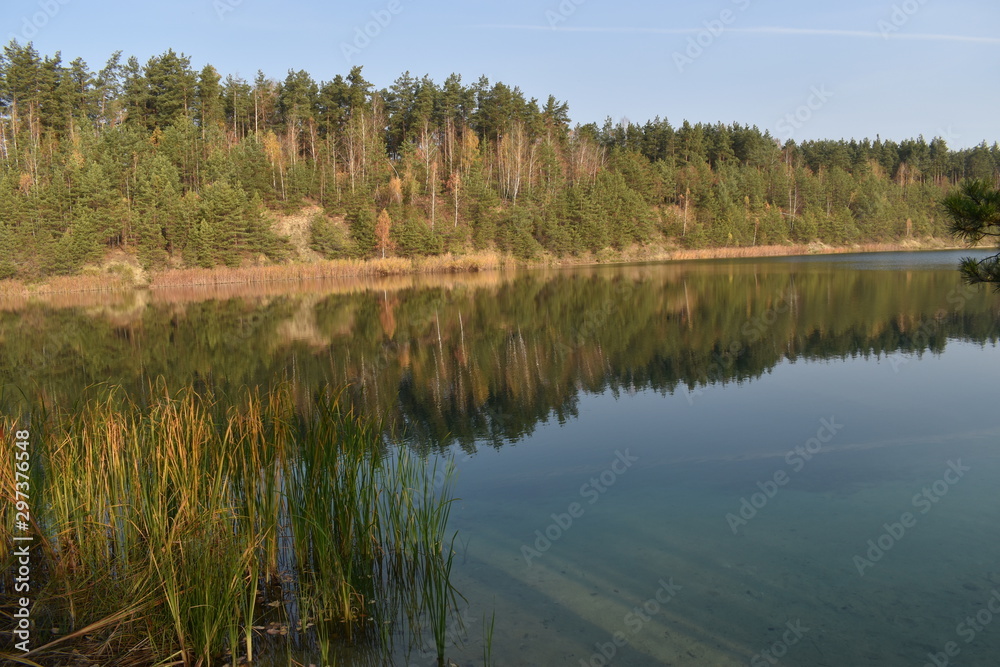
[0,289,138,312]
[148,252,508,286]
[151,266,516,301]
[0,268,518,313]
[0,384,462,665]
[0,274,136,311]
[0,290,150,319]
[0,252,941,314]
[663,241,945,261]
[0,243,966,313]
[4,260,998,450]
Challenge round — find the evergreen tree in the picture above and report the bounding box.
[0,40,995,280]
[943,179,1000,285]
[346,194,377,257]
[309,212,347,258]
[196,64,224,139]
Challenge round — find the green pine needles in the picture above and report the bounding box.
[942,178,1000,287]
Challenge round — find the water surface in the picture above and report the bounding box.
[4,249,999,666]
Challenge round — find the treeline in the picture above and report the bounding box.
[2,40,999,279]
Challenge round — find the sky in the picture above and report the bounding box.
[2,0,998,148]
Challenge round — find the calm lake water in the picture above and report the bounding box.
[4,249,1000,666]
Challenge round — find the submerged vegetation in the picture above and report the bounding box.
[1,41,998,282]
[0,382,463,666]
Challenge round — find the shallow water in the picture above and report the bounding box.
[438,348,1000,666]
[5,249,1000,666]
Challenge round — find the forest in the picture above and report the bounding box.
[2,40,999,280]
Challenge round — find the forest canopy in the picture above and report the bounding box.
[1,40,998,279]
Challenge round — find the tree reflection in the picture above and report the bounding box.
[1,261,997,450]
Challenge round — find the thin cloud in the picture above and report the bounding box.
[739,26,1000,43]
[473,24,1000,44]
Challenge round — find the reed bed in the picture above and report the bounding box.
[0,240,965,300]
[0,381,462,666]
[0,273,137,296]
[661,239,956,262]
[149,252,507,290]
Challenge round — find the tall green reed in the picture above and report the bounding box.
[0,381,464,666]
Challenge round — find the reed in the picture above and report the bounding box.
[483,608,496,667]
[0,238,968,299]
[0,380,463,666]
[147,251,511,289]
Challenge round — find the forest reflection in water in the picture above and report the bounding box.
[2,251,997,450]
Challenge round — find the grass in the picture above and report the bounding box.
[0,251,510,300]
[659,240,944,261]
[148,251,508,289]
[0,236,970,299]
[0,381,464,666]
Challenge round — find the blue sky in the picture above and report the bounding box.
[3,0,998,148]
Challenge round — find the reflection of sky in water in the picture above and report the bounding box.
[442,338,1000,666]
[5,249,1000,664]
[456,340,1000,487]
[733,247,997,271]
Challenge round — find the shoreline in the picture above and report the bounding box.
[0,238,976,298]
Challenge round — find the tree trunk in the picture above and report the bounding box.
[430,161,436,230]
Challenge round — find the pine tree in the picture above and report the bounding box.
[309,212,347,258]
[943,179,1000,285]
[346,194,376,257]
[134,153,183,267]
[197,64,224,139]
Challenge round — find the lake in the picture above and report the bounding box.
[3,249,999,666]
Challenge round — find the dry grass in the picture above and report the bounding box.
[412,250,505,273]
[148,251,508,289]
[0,239,969,301]
[534,239,962,266]
[0,272,135,294]
[146,268,513,307]
[0,268,516,313]
[516,238,969,269]
[150,257,411,287]
[662,241,922,261]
